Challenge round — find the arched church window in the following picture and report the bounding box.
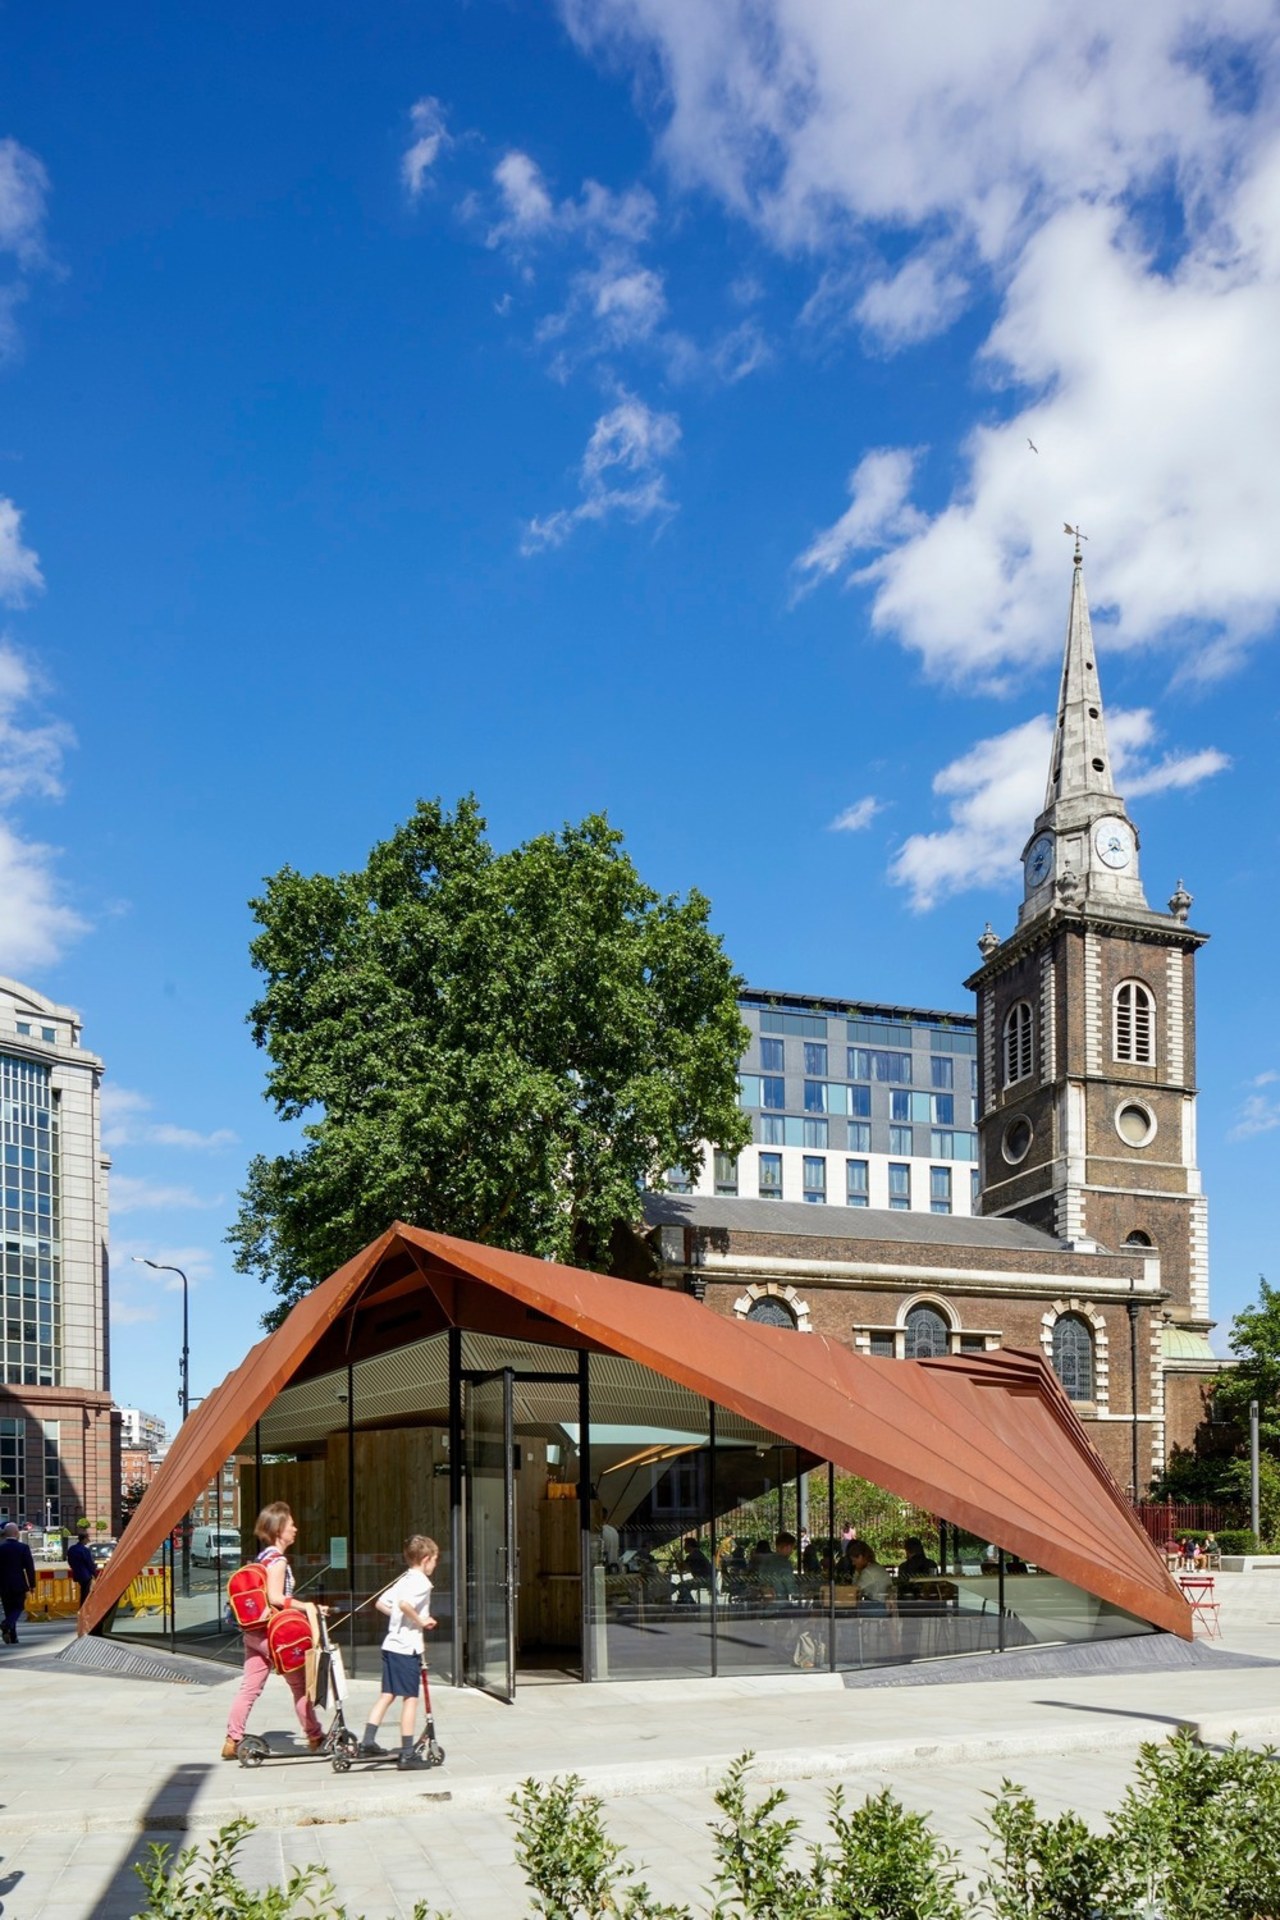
[1114,980,1155,1065]
[1124,1230,1152,1248]
[1003,1001,1033,1086]
[745,1297,796,1330]
[904,1304,950,1359]
[1052,1314,1095,1402]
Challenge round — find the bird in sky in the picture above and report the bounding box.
[1027,437,1038,452]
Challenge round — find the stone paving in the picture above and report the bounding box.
[3,1573,1280,1918]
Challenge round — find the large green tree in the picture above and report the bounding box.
[229,798,750,1322]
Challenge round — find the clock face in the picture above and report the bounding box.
[1094,817,1133,870]
[1025,835,1054,888]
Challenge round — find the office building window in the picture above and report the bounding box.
[848,1121,871,1153]
[931,1056,954,1090]
[890,1089,910,1122]
[931,1093,954,1125]
[1114,981,1155,1065]
[1003,1001,1034,1085]
[802,1118,828,1149]
[1052,1314,1095,1402]
[714,1152,739,1196]
[759,1115,785,1145]
[888,1162,911,1209]
[889,1125,912,1156]
[760,1037,785,1073]
[931,1129,978,1161]
[904,1304,949,1359]
[971,1167,981,1207]
[803,1080,828,1113]
[930,1166,952,1214]
[738,1074,762,1107]
[0,1418,22,1522]
[665,1167,692,1194]
[846,1159,869,1207]
[849,1084,871,1119]
[802,1156,826,1203]
[868,1331,895,1357]
[43,1418,61,1528]
[759,1153,783,1199]
[0,1053,61,1389]
[848,1048,912,1084]
[803,1041,828,1077]
[762,1076,785,1110]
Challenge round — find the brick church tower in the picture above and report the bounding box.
[967,543,1210,1349]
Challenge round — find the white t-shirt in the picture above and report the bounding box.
[381,1566,433,1655]
[853,1561,892,1605]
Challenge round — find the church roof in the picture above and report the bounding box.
[645,1190,1066,1254]
[1040,547,1126,826]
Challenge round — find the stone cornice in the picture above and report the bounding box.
[965,906,1208,991]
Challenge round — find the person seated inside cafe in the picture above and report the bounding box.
[756,1531,799,1602]
[679,1536,714,1596]
[848,1541,892,1612]
[897,1536,938,1585]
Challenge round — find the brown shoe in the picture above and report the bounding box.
[221,1737,239,1761]
[307,1733,325,1752]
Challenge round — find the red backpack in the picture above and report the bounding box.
[266,1601,317,1676]
[226,1560,271,1630]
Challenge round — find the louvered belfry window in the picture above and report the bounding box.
[1114,980,1155,1064]
[1003,1001,1033,1086]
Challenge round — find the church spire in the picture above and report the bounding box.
[1042,543,1122,816]
[1017,545,1147,923]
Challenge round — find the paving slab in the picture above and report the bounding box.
[1,1571,1277,1918]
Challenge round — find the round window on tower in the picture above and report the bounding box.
[1002,1117,1033,1165]
[1115,1100,1157,1148]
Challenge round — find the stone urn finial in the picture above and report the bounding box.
[1168,878,1193,923]
[977,922,1000,959]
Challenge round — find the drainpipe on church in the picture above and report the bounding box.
[1127,1284,1141,1501]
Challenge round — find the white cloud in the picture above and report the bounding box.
[794,449,924,588]
[1230,1091,1280,1140]
[0,818,87,972]
[489,150,559,241]
[109,1299,158,1326]
[101,1084,238,1151]
[829,796,883,833]
[0,500,43,605]
[401,97,451,200]
[523,392,681,551]
[110,1177,224,1216]
[0,639,84,972]
[856,251,970,349]
[0,138,48,268]
[561,3,1280,684]
[890,706,1228,910]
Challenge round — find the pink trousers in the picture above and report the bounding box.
[226,1627,321,1743]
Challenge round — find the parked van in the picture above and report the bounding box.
[190,1526,242,1567]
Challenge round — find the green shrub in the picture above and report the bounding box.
[1214,1527,1257,1553]
[979,1783,1117,1920]
[1109,1729,1280,1920]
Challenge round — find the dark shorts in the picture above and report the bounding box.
[381,1649,420,1699]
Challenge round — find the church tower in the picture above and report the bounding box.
[966,545,1210,1335]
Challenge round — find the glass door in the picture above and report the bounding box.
[464,1369,517,1701]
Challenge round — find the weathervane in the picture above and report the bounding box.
[1063,522,1088,562]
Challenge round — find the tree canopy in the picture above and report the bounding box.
[229,798,750,1323]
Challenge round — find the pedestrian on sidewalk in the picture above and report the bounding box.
[358,1534,439,1770]
[67,1528,96,1609]
[222,1502,323,1761]
[0,1521,36,1644]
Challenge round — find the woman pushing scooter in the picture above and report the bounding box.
[223,1502,324,1760]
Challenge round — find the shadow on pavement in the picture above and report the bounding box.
[1034,1698,1192,1730]
[94,1763,213,1920]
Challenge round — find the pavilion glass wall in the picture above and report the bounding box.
[103,1326,1157,1676]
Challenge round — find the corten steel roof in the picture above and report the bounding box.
[81,1224,1191,1639]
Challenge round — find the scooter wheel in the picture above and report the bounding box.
[427,1741,445,1766]
[238,1736,269,1769]
[332,1730,359,1773]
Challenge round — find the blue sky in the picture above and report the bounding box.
[1,2,1278,1430]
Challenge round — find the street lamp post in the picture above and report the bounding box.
[133,1257,190,1595]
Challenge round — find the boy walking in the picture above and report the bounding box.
[360,1534,439,1770]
